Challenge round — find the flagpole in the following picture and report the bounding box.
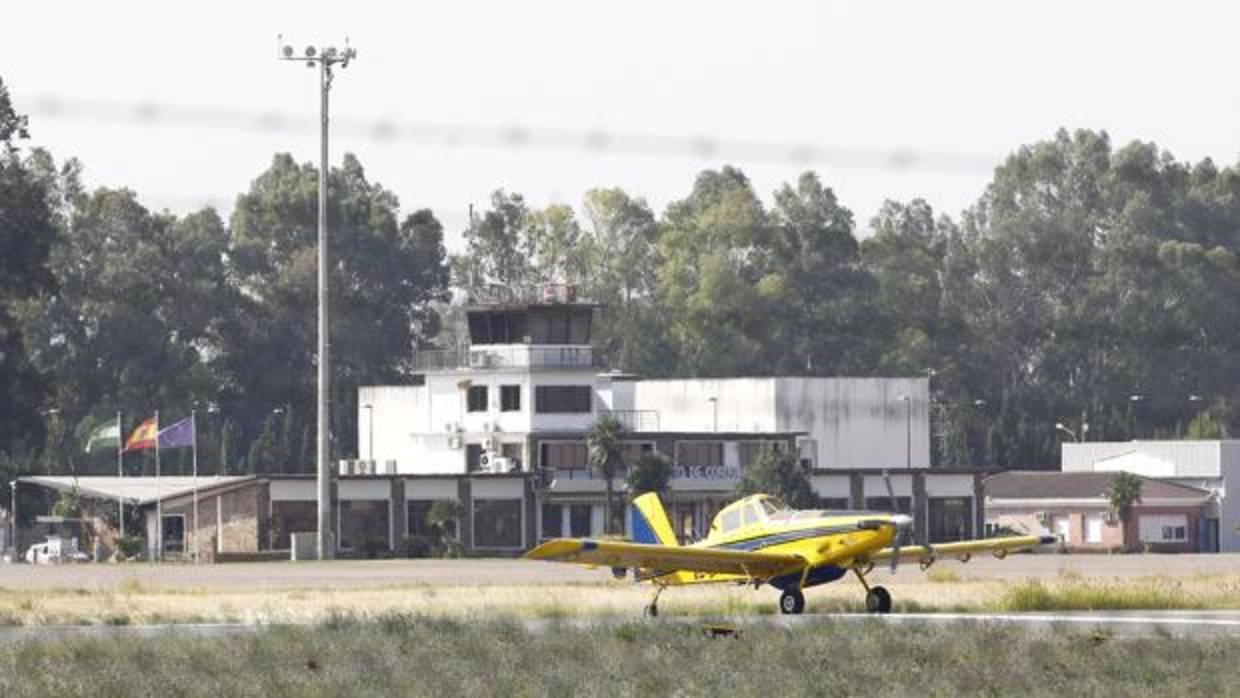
[116,411,124,540]
[155,410,161,562]
[191,409,198,564]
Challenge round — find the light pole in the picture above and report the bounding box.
[1129,394,1145,439]
[1054,422,1080,442]
[206,403,223,476]
[363,404,374,461]
[898,395,911,470]
[8,480,15,560]
[279,37,356,560]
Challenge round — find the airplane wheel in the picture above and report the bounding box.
[865,586,892,614]
[643,603,658,618]
[779,589,805,615]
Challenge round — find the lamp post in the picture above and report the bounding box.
[206,403,223,476]
[279,37,356,560]
[8,480,15,560]
[897,395,911,470]
[1129,394,1145,440]
[363,404,374,461]
[1054,422,1079,442]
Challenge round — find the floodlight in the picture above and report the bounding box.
[282,45,294,58]
[305,46,316,58]
[324,47,337,58]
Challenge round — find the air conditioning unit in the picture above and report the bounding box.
[337,459,354,475]
[384,460,397,475]
[491,457,514,473]
[482,437,496,450]
[447,435,463,450]
[479,451,492,471]
[1035,512,1051,525]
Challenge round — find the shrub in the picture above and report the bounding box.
[400,536,435,559]
[115,536,143,559]
[361,538,390,559]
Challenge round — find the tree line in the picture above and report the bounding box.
[4,74,1240,504]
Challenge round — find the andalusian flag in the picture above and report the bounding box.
[85,422,121,452]
[124,417,159,452]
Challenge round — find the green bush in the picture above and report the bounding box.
[361,538,390,559]
[115,536,143,559]
[400,536,435,559]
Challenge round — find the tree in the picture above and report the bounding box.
[222,153,449,468]
[587,414,627,534]
[736,450,817,509]
[1107,472,1143,546]
[0,78,56,461]
[625,452,672,498]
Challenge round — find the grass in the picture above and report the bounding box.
[1,572,1238,626]
[0,615,1236,696]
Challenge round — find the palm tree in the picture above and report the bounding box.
[1107,472,1143,551]
[587,414,627,534]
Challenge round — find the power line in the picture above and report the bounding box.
[28,95,999,175]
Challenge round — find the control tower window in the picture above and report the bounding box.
[535,386,592,414]
[467,385,489,412]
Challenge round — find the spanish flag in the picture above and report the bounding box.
[124,416,158,452]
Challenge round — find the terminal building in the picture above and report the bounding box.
[8,289,988,560]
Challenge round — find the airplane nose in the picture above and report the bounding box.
[891,514,913,529]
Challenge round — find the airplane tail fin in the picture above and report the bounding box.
[628,492,679,547]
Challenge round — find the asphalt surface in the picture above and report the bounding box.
[2,553,1239,590]
[2,611,1239,643]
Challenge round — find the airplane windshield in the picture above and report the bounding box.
[760,498,787,516]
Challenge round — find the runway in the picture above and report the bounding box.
[2,610,1239,643]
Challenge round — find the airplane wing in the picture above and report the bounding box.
[525,538,804,579]
[867,534,1057,565]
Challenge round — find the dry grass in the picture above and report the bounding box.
[2,571,1239,626]
[0,615,1237,697]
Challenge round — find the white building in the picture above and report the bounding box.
[345,294,978,552]
[1061,440,1239,552]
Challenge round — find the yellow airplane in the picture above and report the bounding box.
[525,492,1055,616]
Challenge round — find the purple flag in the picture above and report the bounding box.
[158,417,195,449]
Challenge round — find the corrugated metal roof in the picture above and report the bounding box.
[18,476,253,506]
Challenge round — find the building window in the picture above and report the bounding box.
[474,499,523,548]
[864,497,912,514]
[338,500,390,552]
[1085,514,1104,543]
[467,385,489,412]
[621,442,655,465]
[1139,514,1189,543]
[501,385,521,412]
[820,498,850,511]
[500,442,523,469]
[407,500,434,537]
[541,503,563,539]
[466,444,484,472]
[534,386,592,413]
[569,504,592,537]
[161,515,185,554]
[927,497,973,543]
[737,441,784,467]
[270,501,316,549]
[676,441,723,467]
[540,441,588,470]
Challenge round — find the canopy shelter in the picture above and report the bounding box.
[18,476,253,506]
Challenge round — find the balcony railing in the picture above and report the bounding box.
[599,409,661,431]
[414,346,605,371]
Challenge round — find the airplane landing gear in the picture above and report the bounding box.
[853,567,893,614]
[644,584,666,618]
[865,586,892,614]
[778,589,806,615]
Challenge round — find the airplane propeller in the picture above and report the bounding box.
[884,470,902,572]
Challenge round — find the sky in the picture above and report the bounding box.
[5,1,1240,249]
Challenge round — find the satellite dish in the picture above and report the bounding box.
[282,45,294,58]
[305,46,316,58]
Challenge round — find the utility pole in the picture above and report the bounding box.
[279,37,357,560]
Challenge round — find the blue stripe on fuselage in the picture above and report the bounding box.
[768,565,847,590]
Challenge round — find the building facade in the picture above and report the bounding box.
[984,470,1214,553]
[1061,440,1238,552]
